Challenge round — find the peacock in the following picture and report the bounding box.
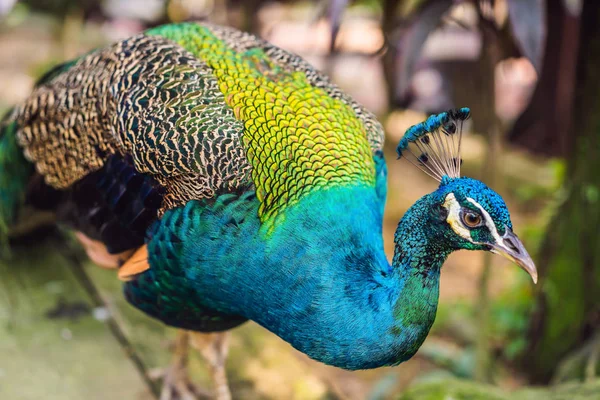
[0,22,537,400]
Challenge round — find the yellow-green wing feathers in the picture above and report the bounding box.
[148,23,382,220]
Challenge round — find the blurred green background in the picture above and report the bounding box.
[1,0,599,399]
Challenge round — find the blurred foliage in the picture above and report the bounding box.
[520,0,600,384]
[398,378,600,400]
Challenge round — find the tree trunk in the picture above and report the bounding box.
[507,0,579,157]
[523,0,600,383]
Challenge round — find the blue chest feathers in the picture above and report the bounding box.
[125,182,442,370]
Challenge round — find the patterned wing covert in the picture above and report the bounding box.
[14,22,385,222]
[14,34,252,210]
[148,23,382,221]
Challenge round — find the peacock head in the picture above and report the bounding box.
[397,108,537,283]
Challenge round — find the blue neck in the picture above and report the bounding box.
[147,185,447,370]
[192,187,448,369]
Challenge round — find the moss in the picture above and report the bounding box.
[397,378,600,400]
[398,379,506,400]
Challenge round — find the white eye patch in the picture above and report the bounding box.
[442,194,504,245]
[442,193,472,241]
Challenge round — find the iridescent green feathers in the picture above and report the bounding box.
[396,108,470,181]
[0,111,33,242]
[11,22,384,224]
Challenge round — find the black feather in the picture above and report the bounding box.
[27,154,165,253]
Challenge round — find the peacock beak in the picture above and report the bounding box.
[490,228,538,284]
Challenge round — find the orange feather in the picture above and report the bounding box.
[118,245,150,281]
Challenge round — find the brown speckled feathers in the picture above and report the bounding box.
[11,23,384,215]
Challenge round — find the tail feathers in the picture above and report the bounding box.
[0,109,34,250]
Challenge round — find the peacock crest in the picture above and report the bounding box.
[396,108,470,181]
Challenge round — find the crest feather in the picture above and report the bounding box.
[396,108,470,181]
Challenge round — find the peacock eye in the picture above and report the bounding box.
[461,211,482,228]
[444,122,457,135]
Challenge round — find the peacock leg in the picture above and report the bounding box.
[150,330,210,400]
[189,331,231,400]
